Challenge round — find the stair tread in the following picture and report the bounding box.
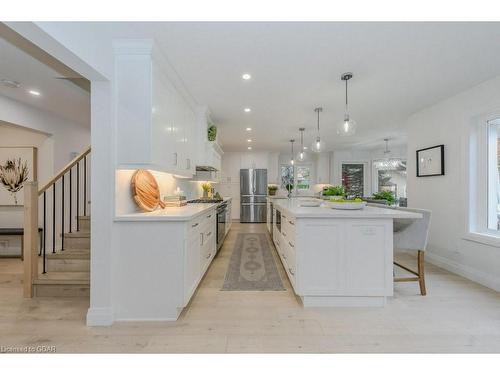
[46,250,90,259]
[64,231,90,238]
[35,271,90,284]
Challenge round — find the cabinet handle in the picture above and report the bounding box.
[289,241,294,248]
[282,231,286,237]
[200,233,204,246]
[207,214,212,218]
[173,152,178,166]
[207,231,212,237]
[206,253,211,259]
[186,158,191,170]
[192,222,199,228]
[282,253,287,259]
[288,220,294,226]
[288,267,295,276]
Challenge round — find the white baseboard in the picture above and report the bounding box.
[86,307,114,326]
[426,251,500,292]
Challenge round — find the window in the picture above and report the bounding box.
[280,164,312,191]
[342,163,364,197]
[487,119,500,231]
[280,165,294,190]
[296,166,311,190]
[373,159,407,199]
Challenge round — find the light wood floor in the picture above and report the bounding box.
[1,223,500,353]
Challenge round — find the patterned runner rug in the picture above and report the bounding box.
[222,233,285,291]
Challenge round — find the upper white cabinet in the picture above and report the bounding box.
[316,152,331,184]
[114,40,198,177]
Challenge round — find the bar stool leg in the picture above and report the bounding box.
[418,250,426,296]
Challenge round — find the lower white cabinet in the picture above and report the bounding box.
[271,204,393,307]
[184,209,216,304]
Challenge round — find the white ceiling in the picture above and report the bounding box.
[128,22,500,152]
[0,36,90,127]
[7,22,500,152]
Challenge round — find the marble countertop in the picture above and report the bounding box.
[114,197,231,222]
[273,198,422,219]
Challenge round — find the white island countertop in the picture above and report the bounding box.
[273,198,422,219]
[114,197,232,222]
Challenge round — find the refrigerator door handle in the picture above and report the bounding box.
[253,169,256,194]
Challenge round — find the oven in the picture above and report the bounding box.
[216,202,228,251]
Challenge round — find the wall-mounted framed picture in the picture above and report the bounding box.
[416,144,444,177]
[0,147,38,206]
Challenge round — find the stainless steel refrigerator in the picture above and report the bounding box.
[240,169,267,223]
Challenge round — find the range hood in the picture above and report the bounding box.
[196,166,218,172]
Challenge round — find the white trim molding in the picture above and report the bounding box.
[426,251,500,293]
[86,307,115,326]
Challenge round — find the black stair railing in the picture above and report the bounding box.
[38,147,91,274]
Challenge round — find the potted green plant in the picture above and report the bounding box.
[207,124,217,142]
[268,184,278,196]
[372,190,396,205]
[321,185,345,201]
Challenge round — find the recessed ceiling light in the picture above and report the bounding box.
[244,108,251,113]
[303,146,308,150]
[28,89,41,96]
[247,146,252,150]
[247,139,252,143]
[242,73,251,80]
[246,127,252,131]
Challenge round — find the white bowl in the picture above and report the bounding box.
[328,201,367,210]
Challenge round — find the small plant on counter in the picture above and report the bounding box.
[322,185,345,199]
[372,190,396,204]
[202,182,212,198]
[207,124,217,141]
[268,184,278,196]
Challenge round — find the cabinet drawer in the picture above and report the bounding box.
[282,217,296,238]
[188,218,202,238]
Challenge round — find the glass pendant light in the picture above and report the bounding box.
[336,72,357,136]
[311,107,325,153]
[289,139,295,165]
[297,127,307,161]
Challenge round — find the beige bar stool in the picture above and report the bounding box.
[393,207,432,295]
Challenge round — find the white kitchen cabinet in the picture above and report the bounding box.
[240,152,268,169]
[114,40,197,177]
[316,152,331,184]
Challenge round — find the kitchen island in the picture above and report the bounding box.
[272,198,422,307]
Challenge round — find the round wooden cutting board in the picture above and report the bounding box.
[131,170,165,212]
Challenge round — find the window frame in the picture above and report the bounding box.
[464,111,500,247]
[371,158,408,199]
[341,161,369,197]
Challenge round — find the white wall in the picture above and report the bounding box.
[405,74,500,292]
[0,95,90,170]
[0,96,90,255]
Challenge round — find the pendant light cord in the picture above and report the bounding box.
[317,109,320,133]
[345,79,348,112]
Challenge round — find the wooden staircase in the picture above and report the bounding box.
[33,216,90,297]
[22,146,91,298]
